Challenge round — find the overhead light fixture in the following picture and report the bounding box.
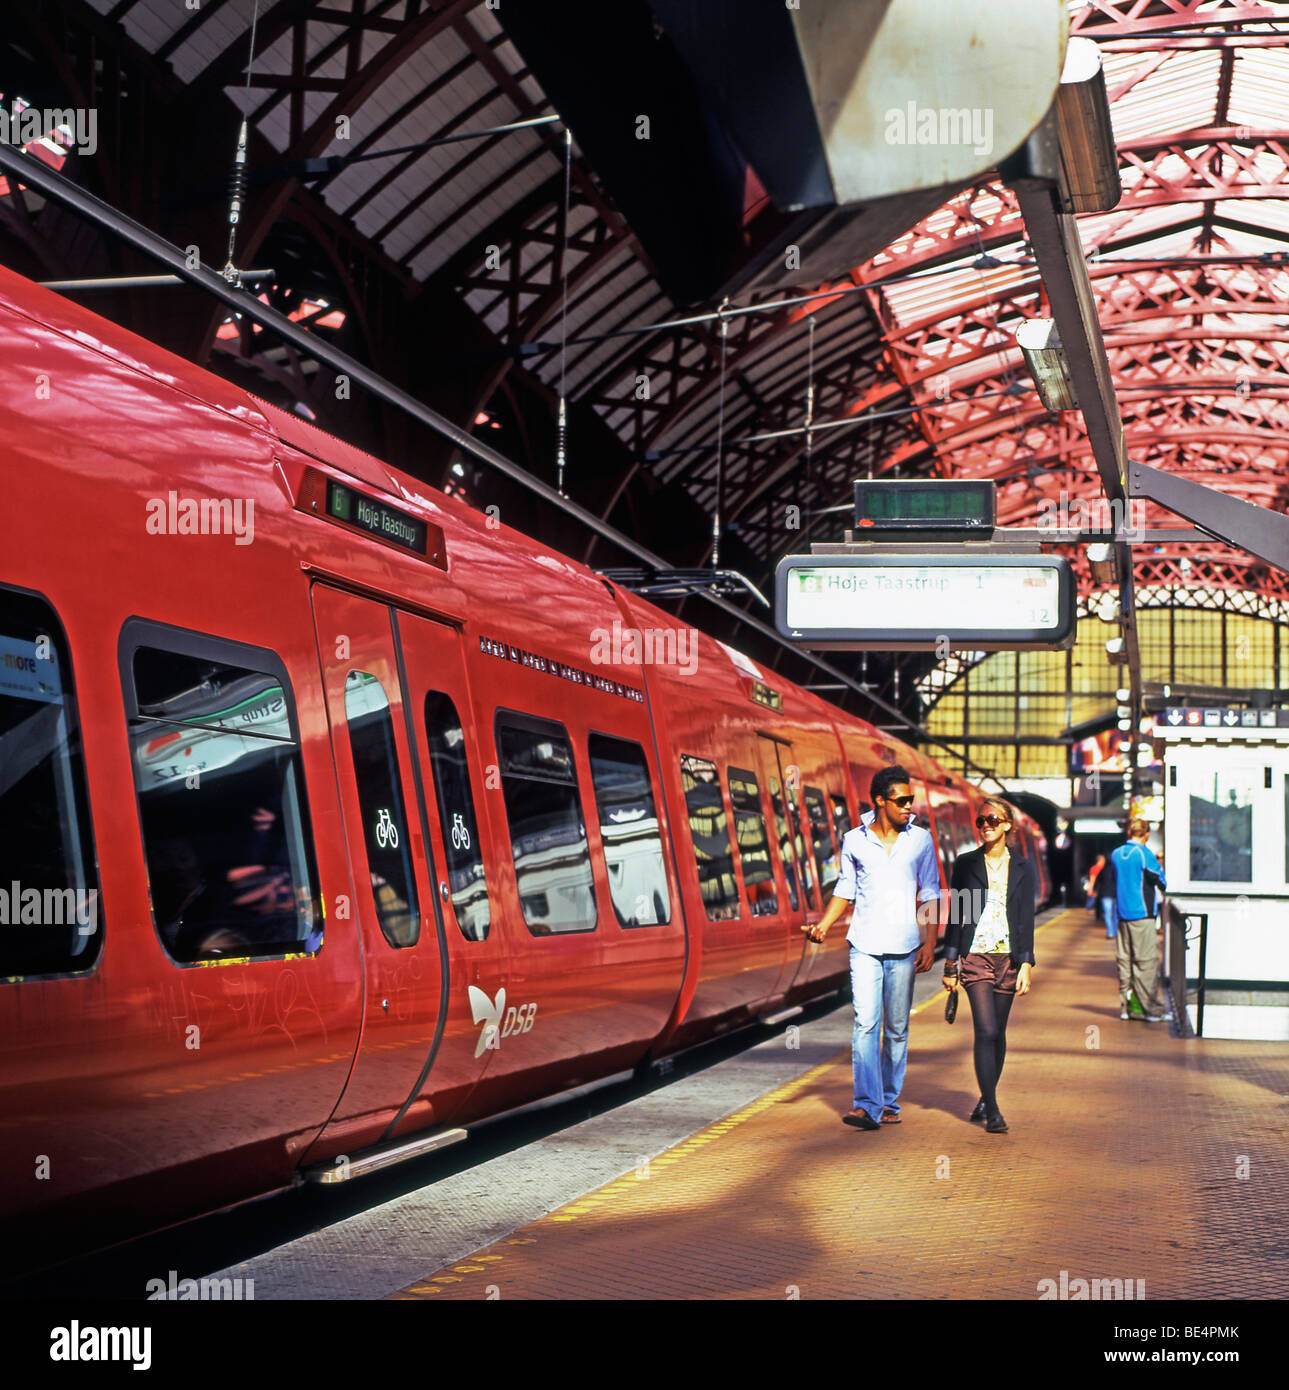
[1116,704,1131,719]
[1116,686,1130,702]
[1016,317,1078,411]
[1095,592,1120,623]
[1086,542,1116,586]
[1105,636,1127,665]
[1055,37,1122,214]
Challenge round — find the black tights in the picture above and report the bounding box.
[965,983,1015,1117]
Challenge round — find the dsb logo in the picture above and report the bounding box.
[468,986,538,1057]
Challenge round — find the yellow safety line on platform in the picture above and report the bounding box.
[394,908,1088,1297]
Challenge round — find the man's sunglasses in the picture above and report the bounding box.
[976,814,1007,829]
[884,794,916,808]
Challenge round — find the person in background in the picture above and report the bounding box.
[1093,848,1119,939]
[1112,820,1167,1022]
[942,798,1035,1134]
[804,765,940,1131]
[1084,854,1105,913]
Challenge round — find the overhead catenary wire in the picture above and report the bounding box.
[801,315,816,525]
[711,299,730,566]
[514,252,1287,357]
[555,125,573,496]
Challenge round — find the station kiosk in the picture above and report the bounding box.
[1156,708,1289,1039]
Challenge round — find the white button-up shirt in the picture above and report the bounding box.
[833,810,941,954]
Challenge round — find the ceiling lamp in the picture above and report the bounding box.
[1016,317,1078,411]
[1055,38,1122,214]
[1086,542,1116,586]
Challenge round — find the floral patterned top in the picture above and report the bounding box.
[972,850,1011,954]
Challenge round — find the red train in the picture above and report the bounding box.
[0,262,1049,1273]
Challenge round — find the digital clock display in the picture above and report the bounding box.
[854,479,995,532]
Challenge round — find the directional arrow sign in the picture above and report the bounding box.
[1167,709,1183,726]
[1223,710,1239,726]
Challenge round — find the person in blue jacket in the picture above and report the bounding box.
[1111,820,1167,1021]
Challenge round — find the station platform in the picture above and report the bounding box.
[217,909,1287,1301]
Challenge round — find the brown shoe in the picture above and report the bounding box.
[843,1109,881,1130]
[880,1108,902,1124]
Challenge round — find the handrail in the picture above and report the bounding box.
[1165,901,1208,1037]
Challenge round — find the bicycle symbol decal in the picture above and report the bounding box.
[451,812,470,851]
[375,807,399,849]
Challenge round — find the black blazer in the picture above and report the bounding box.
[943,846,1036,965]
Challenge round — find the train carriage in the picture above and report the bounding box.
[0,263,1049,1272]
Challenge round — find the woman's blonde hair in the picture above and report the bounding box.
[978,797,1020,851]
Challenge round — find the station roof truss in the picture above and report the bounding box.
[860,0,1289,604]
[6,0,1288,731]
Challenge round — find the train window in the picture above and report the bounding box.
[0,587,101,980]
[497,714,597,934]
[830,793,852,841]
[768,778,799,911]
[122,627,321,964]
[728,767,777,917]
[935,815,956,875]
[424,691,490,941]
[679,754,740,920]
[344,672,418,948]
[804,787,840,894]
[588,733,670,927]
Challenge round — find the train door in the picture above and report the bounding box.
[386,609,510,1136]
[302,585,448,1161]
[759,736,824,992]
[758,734,808,938]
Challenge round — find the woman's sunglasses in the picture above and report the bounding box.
[975,814,1006,829]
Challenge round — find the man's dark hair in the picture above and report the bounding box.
[871,765,912,803]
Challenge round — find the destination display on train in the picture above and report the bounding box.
[775,554,1076,651]
[326,478,428,555]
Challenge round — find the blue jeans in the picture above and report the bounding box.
[849,946,918,1121]
[1101,897,1119,938]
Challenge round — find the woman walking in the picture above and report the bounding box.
[943,799,1035,1133]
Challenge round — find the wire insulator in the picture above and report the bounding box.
[223,119,249,285]
[556,395,567,495]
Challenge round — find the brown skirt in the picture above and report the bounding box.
[959,951,1020,994]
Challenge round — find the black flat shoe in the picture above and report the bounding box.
[985,1112,1009,1134]
[969,1099,987,1123]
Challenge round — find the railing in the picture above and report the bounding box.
[1165,902,1208,1037]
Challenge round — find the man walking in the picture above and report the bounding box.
[1112,819,1167,1022]
[805,765,940,1129]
